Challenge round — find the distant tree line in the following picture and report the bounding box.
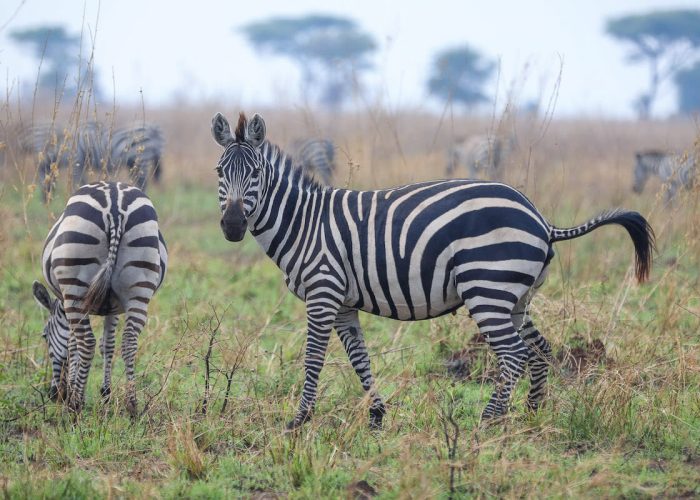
[9,9,700,117]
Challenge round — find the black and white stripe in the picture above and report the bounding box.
[288,138,336,185]
[32,181,167,415]
[633,150,696,200]
[212,112,655,429]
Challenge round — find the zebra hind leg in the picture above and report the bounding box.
[520,315,552,411]
[466,300,529,421]
[511,268,552,411]
[64,306,97,414]
[121,302,148,418]
[334,308,386,430]
[100,315,119,402]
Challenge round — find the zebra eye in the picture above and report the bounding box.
[215,166,223,176]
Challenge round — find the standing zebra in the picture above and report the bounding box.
[288,138,336,185]
[633,150,697,201]
[212,112,655,430]
[446,134,508,179]
[32,181,167,415]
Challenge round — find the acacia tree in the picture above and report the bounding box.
[605,10,700,118]
[10,25,95,97]
[240,15,376,108]
[427,45,495,109]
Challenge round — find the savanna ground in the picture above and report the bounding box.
[1,99,699,498]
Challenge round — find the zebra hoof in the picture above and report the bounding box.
[100,386,111,403]
[125,397,138,419]
[525,398,543,413]
[286,410,312,431]
[369,406,386,430]
[66,394,84,414]
[48,385,59,402]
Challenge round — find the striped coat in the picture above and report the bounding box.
[212,112,655,430]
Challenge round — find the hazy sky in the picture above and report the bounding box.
[1,0,698,118]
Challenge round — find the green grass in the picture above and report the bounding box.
[1,180,699,499]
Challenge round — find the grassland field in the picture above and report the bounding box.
[0,104,699,498]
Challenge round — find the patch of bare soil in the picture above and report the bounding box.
[444,333,499,383]
[346,480,377,499]
[556,336,609,378]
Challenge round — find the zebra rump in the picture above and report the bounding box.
[34,181,167,415]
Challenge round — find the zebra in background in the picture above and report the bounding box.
[287,138,336,185]
[446,134,510,179]
[633,150,697,201]
[105,124,165,188]
[17,122,164,197]
[211,112,655,430]
[32,181,167,415]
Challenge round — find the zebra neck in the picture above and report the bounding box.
[249,159,329,269]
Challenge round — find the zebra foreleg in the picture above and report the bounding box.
[121,304,147,418]
[287,291,341,430]
[334,308,386,430]
[64,308,96,414]
[100,315,118,402]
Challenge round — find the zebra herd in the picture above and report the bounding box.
[13,122,165,197]
[32,111,656,431]
[445,133,697,203]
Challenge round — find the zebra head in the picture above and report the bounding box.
[211,112,267,242]
[32,280,69,400]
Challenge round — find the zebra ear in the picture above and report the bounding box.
[211,113,234,147]
[246,114,266,148]
[32,280,53,311]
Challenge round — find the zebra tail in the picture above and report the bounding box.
[82,213,122,313]
[549,209,656,283]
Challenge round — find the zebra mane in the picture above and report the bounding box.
[262,140,325,191]
[234,112,247,142]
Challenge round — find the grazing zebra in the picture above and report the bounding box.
[633,150,697,201]
[288,138,336,185]
[18,122,164,197]
[446,134,507,179]
[32,181,167,415]
[211,112,655,430]
[105,124,165,188]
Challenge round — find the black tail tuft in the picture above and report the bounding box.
[551,209,656,283]
[610,211,656,283]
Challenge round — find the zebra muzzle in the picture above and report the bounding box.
[221,201,247,242]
